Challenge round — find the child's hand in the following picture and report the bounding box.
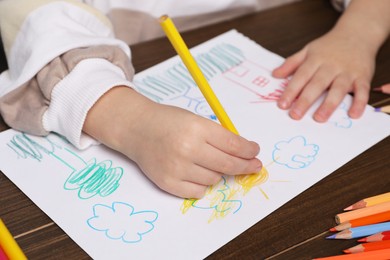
[272,30,374,122]
[84,87,262,199]
[123,103,262,198]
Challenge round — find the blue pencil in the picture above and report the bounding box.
[326,221,390,239]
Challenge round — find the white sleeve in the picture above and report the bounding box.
[0,1,134,149]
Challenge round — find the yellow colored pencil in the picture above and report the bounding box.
[0,219,27,260]
[159,15,239,134]
[345,192,390,211]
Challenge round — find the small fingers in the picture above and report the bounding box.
[194,142,263,176]
[206,122,260,159]
[348,79,370,118]
[313,75,353,122]
[278,59,319,110]
[170,181,208,199]
[272,48,307,79]
[289,65,335,120]
[185,164,223,186]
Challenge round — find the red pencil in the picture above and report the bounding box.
[373,83,390,94]
[313,248,390,259]
[344,240,390,254]
[359,230,390,243]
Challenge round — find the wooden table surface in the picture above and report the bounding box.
[0,0,389,259]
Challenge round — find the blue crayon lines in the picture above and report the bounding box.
[134,43,244,121]
[87,202,158,243]
[272,136,319,169]
[7,132,123,199]
[181,176,242,222]
[329,102,353,128]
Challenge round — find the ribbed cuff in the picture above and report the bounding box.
[42,58,133,149]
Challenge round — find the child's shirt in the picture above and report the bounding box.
[0,0,349,149]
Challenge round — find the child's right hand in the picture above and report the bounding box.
[84,87,262,198]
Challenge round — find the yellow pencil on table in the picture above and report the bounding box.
[0,219,27,260]
[158,15,239,135]
[344,192,390,211]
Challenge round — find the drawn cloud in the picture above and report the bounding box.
[329,102,352,128]
[87,202,158,243]
[190,176,242,215]
[272,136,319,169]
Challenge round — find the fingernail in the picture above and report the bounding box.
[314,112,327,122]
[278,100,288,109]
[255,162,263,172]
[290,109,302,120]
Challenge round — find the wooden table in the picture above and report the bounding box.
[0,0,389,259]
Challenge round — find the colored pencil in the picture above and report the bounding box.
[344,192,390,211]
[375,105,390,114]
[330,211,390,231]
[373,83,390,94]
[335,201,390,224]
[359,230,390,243]
[327,222,390,239]
[0,219,27,260]
[313,248,390,260]
[0,245,8,260]
[344,240,390,254]
[158,15,239,134]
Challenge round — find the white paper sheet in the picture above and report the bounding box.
[1,30,389,259]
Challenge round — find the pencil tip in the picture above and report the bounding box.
[329,227,336,232]
[343,206,352,211]
[375,107,381,112]
[326,234,336,239]
[358,238,366,242]
[343,249,351,254]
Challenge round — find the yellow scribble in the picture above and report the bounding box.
[207,187,240,223]
[180,183,220,214]
[181,198,196,214]
[235,166,269,195]
[258,187,269,200]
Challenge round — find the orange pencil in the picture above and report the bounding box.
[335,201,390,224]
[344,192,390,211]
[359,230,390,243]
[330,211,390,231]
[344,240,390,254]
[373,83,390,94]
[313,248,390,260]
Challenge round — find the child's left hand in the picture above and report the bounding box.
[272,29,375,122]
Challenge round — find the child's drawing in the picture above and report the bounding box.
[181,176,242,223]
[272,136,319,169]
[181,166,271,222]
[234,167,269,195]
[64,158,123,199]
[223,60,288,102]
[87,202,158,243]
[134,43,245,121]
[7,133,123,199]
[329,102,353,128]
